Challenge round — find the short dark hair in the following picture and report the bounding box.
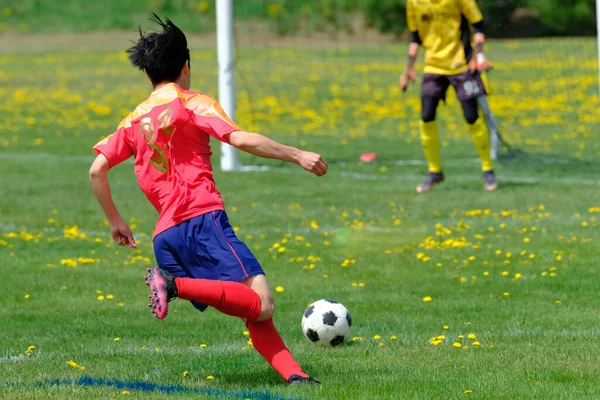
[127,14,190,86]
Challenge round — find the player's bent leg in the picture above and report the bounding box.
[174,277,262,321]
[242,274,275,321]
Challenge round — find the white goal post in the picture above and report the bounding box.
[216,0,240,171]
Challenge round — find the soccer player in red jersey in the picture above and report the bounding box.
[89,15,325,385]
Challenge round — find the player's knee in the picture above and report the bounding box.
[465,110,479,125]
[421,110,436,123]
[465,114,479,125]
[257,296,275,321]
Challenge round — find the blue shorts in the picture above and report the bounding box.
[153,211,264,311]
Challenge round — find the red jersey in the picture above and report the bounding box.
[93,83,241,238]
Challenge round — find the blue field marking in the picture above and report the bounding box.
[7,377,300,399]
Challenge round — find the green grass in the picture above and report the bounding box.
[1,34,600,399]
[0,0,329,33]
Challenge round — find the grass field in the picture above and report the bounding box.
[1,33,600,399]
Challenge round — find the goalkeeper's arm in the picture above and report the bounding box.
[400,32,421,92]
[471,20,491,71]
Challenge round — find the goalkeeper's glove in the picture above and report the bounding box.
[469,52,492,74]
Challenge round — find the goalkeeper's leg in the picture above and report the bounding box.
[461,98,497,191]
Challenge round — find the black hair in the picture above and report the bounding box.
[127,13,190,86]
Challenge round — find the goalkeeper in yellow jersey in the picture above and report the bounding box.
[400,0,497,192]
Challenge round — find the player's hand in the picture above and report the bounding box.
[400,68,417,92]
[298,151,328,177]
[110,219,137,248]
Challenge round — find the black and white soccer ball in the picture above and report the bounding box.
[301,299,352,347]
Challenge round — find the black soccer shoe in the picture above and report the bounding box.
[144,267,178,320]
[483,170,498,192]
[417,171,445,193]
[288,374,321,385]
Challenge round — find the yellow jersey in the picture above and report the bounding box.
[407,0,483,75]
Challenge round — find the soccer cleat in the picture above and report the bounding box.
[287,374,321,385]
[483,170,498,192]
[417,172,445,193]
[144,267,178,320]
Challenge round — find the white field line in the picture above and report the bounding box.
[3,150,598,185]
[2,149,597,168]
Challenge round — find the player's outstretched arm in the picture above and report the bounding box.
[228,131,328,177]
[89,154,136,248]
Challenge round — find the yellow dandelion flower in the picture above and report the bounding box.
[200,344,207,348]
[443,325,449,330]
[514,273,522,280]
[391,335,397,340]
[122,390,130,395]
[422,296,432,302]
[458,335,464,339]
[452,342,462,348]
[207,375,214,380]
[97,295,105,301]
[379,342,385,347]
[503,292,510,297]
[243,331,249,336]
[374,335,381,340]
[113,337,120,342]
[467,333,476,339]
[183,371,189,377]
[501,271,509,277]
[465,389,472,394]
[107,294,114,300]
[473,341,481,346]
[24,294,30,299]
[275,286,284,293]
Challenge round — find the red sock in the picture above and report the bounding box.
[175,278,261,321]
[246,319,308,381]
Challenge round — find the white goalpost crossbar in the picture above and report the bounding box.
[216,0,239,171]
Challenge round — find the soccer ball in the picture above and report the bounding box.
[301,299,352,346]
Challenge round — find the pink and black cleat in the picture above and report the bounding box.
[144,267,178,320]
